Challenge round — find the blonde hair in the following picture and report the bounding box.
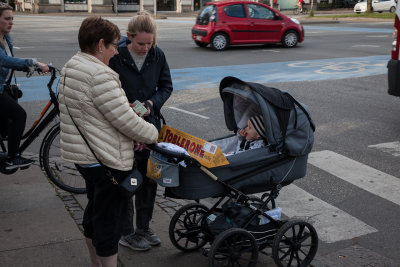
[128,11,157,47]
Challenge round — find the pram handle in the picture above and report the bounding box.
[147,143,194,162]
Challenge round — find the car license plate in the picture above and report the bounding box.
[196,35,202,41]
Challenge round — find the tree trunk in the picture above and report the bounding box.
[367,0,372,13]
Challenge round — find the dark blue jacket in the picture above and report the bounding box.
[109,42,173,158]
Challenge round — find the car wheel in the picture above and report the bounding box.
[390,6,396,12]
[282,30,298,48]
[194,40,208,47]
[211,33,229,51]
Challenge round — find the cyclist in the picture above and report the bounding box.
[0,3,49,170]
[297,0,305,13]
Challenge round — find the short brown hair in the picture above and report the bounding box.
[128,10,157,47]
[0,3,13,17]
[78,16,121,54]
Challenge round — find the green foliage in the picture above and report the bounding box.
[317,2,333,10]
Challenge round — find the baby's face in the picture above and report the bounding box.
[245,120,261,141]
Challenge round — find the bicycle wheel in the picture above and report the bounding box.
[41,124,86,194]
[293,8,299,15]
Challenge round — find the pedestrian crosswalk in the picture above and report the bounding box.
[309,150,400,206]
[254,144,400,244]
[368,141,400,157]
[270,184,378,244]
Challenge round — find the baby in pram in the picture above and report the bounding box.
[225,115,266,156]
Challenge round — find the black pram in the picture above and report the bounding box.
[149,76,318,267]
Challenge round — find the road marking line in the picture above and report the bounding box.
[366,35,389,38]
[368,141,400,157]
[352,45,380,48]
[309,150,400,206]
[13,46,35,50]
[168,107,209,119]
[256,184,377,243]
[261,50,280,52]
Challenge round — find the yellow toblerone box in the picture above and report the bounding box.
[157,125,229,168]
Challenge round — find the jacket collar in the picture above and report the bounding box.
[118,46,156,65]
[76,51,118,77]
[77,51,107,66]
[0,33,13,50]
[4,33,12,45]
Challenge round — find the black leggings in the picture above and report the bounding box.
[0,92,26,157]
[76,165,130,257]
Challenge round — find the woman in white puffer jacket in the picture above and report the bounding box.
[58,16,158,267]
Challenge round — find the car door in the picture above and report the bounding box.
[220,4,249,43]
[373,0,390,11]
[246,3,282,43]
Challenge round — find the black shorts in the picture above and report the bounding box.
[76,164,130,257]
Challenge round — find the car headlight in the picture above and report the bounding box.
[291,18,300,24]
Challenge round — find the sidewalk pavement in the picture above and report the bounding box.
[0,165,89,266]
[0,163,277,266]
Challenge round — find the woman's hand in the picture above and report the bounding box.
[37,62,50,73]
[142,100,153,117]
[133,141,144,151]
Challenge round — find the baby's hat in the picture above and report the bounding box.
[250,115,266,139]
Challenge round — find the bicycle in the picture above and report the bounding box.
[293,5,308,15]
[0,66,86,194]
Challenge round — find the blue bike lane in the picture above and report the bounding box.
[18,54,389,102]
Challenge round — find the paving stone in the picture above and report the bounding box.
[162,201,180,208]
[162,207,176,217]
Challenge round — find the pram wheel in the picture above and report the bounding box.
[272,219,318,267]
[169,203,209,251]
[209,228,258,267]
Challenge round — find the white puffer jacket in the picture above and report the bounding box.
[59,52,159,171]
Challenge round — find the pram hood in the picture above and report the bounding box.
[219,76,315,156]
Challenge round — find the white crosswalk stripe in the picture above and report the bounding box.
[253,147,400,244]
[309,150,400,206]
[368,141,400,157]
[256,184,377,243]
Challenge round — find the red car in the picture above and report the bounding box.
[387,0,400,96]
[192,0,305,51]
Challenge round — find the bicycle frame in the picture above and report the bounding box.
[0,67,59,155]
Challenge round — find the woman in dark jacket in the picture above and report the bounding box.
[109,10,173,251]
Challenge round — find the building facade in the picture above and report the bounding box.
[14,0,317,14]
[14,0,201,13]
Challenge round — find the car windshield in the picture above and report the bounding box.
[196,5,216,25]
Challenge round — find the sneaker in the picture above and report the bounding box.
[4,155,34,170]
[119,233,151,251]
[136,228,161,246]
